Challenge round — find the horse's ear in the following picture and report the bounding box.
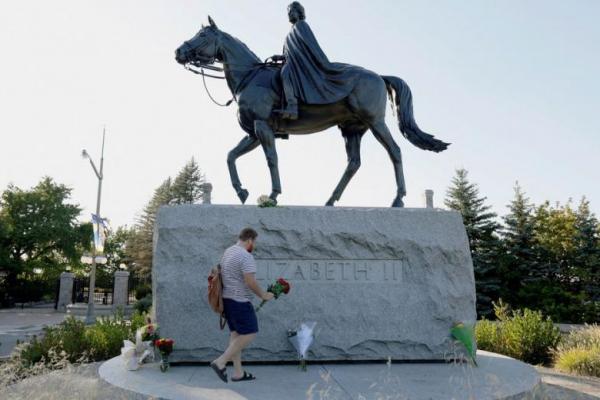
[208,16,218,29]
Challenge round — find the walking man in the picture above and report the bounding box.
[210,228,274,382]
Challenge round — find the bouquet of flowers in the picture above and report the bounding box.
[288,322,316,371]
[141,320,160,345]
[256,277,291,311]
[154,338,175,372]
[257,195,277,208]
[120,320,159,370]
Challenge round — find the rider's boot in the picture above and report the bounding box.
[278,78,299,120]
[281,101,298,120]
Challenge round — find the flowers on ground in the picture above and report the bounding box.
[154,338,175,356]
[257,195,277,208]
[141,320,160,344]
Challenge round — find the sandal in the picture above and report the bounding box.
[231,371,256,382]
[210,362,228,383]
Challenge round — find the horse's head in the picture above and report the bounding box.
[175,16,221,65]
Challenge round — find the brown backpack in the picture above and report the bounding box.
[208,264,226,330]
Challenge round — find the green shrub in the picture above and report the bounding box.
[134,293,152,314]
[84,312,131,361]
[9,310,151,375]
[501,308,561,364]
[557,324,600,351]
[553,324,600,377]
[130,310,149,339]
[23,317,89,364]
[475,300,561,365]
[54,317,88,362]
[18,335,45,367]
[474,319,500,352]
[135,284,152,300]
[554,346,600,377]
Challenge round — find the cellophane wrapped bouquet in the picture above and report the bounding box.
[120,320,159,370]
[288,321,316,371]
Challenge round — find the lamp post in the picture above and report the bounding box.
[81,128,105,324]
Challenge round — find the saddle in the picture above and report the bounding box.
[250,63,290,138]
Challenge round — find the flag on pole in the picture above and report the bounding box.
[91,214,110,254]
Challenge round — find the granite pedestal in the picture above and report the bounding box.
[153,205,476,362]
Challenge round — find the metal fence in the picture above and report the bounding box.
[54,278,61,309]
[128,274,151,304]
[72,276,114,305]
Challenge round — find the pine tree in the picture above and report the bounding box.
[445,169,501,318]
[127,158,207,280]
[498,182,539,307]
[170,158,204,205]
[573,197,600,311]
[128,178,173,278]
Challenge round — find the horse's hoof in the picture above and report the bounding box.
[238,189,249,204]
[391,197,404,208]
[268,194,278,205]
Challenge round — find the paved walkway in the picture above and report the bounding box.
[0,305,68,358]
[535,366,600,399]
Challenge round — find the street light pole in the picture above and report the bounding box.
[82,128,105,324]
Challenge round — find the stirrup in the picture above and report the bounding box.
[275,108,298,120]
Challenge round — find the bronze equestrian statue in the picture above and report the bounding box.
[175,5,449,207]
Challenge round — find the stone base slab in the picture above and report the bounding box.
[99,351,542,400]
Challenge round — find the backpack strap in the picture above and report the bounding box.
[217,264,226,330]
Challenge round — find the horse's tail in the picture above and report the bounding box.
[381,75,450,152]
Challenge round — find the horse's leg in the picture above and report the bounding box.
[325,130,365,206]
[369,119,407,207]
[254,120,282,203]
[227,135,260,204]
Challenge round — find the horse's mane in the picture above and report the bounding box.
[219,31,261,64]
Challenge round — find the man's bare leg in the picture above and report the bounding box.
[213,333,256,375]
[228,332,244,379]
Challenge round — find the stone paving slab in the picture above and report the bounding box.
[535,366,600,398]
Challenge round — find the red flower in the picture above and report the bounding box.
[277,278,291,294]
[256,278,291,311]
[154,338,175,355]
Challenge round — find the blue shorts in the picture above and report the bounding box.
[223,298,258,335]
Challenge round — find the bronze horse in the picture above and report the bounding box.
[175,17,449,207]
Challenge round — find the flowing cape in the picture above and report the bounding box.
[283,20,360,104]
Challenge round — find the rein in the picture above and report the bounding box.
[184,61,264,107]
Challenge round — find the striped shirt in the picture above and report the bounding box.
[221,244,257,303]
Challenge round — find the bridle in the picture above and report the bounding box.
[180,36,264,107]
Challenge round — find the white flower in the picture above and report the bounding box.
[257,195,276,208]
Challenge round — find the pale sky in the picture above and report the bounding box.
[1,0,599,228]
